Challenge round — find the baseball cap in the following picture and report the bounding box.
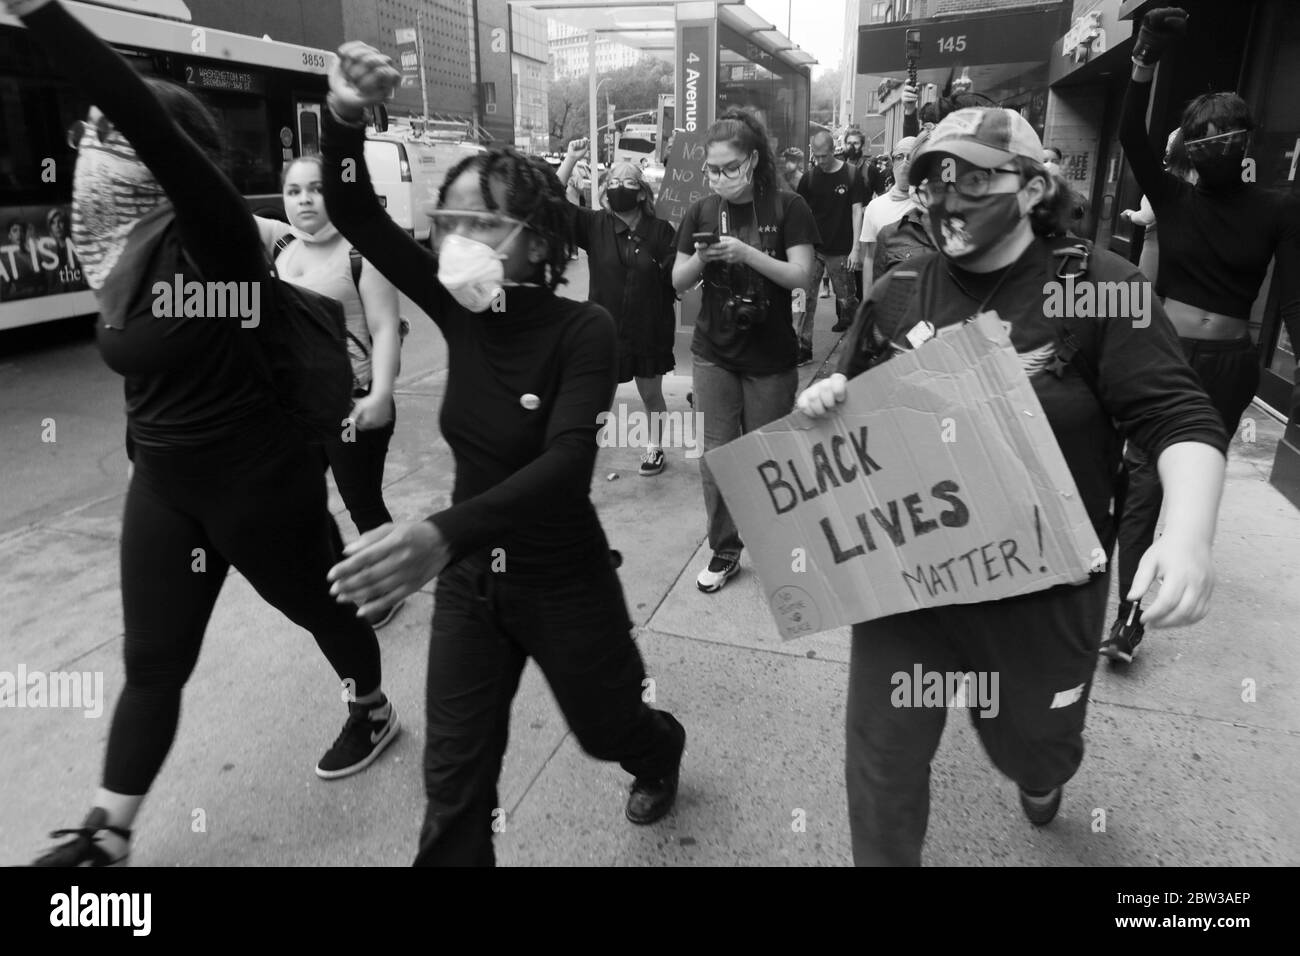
[908,108,1043,185]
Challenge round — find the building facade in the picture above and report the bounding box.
[548,20,643,79]
[473,0,515,145]
[183,0,481,130]
[510,5,549,153]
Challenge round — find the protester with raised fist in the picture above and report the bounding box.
[10,0,398,868]
[799,107,1227,865]
[557,138,678,476]
[320,41,687,865]
[1110,6,1300,663]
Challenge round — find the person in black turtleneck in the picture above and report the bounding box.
[321,42,686,866]
[1108,7,1300,664]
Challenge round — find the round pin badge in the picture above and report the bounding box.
[520,393,540,410]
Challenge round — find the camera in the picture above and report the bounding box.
[722,290,768,332]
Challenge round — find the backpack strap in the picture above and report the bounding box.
[1044,236,1101,403]
[272,232,296,265]
[842,266,921,376]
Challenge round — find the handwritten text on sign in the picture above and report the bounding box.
[705,314,1102,639]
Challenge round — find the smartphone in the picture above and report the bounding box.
[693,232,720,246]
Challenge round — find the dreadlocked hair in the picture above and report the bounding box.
[437,146,574,290]
[706,107,778,197]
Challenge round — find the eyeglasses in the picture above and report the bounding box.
[1183,129,1248,156]
[916,166,1021,204]
[66,116,114,150]
[606,179,642,190]
[429,209,526,237]
[702,158,750,180]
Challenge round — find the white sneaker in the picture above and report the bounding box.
[696,554,740,593]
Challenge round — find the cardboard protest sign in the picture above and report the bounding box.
[654,129,711,231]
[704,314,1102,639]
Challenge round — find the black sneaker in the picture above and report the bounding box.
[639,447,665,476]
[1100,603,1145,664]
[831,319,851,333]
[696,554,740,593]
[1018,786,1062,826]
[626,715,685,825]
[797,349,814,367]
[316,698,400,780]
[30,808,130,867]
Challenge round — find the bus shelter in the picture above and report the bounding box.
[511,0,814,209]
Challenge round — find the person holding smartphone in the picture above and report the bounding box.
[671,107,819,594]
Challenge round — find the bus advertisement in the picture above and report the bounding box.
[0,0,335,331]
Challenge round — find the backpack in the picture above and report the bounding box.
[845,235,1129,551]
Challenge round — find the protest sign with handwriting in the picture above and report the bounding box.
[704,313,1102,639]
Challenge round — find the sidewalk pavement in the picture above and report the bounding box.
[1,254,1297,866]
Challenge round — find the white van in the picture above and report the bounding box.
[363,134,484,243]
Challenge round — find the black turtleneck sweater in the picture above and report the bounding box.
[321,109,616,577]
[1119,77,1300,324]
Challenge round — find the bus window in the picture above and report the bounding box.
[195,92,274,196]
[298,102,321,157]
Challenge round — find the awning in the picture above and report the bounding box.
[857,6,1066,85]
[509,0,816,71]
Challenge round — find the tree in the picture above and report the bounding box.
[548,57,673,151]
[810,67,843,129]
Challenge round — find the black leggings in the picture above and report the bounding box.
[324,391,396,535]
[1116,336,1259,599]
[104,421,381,795]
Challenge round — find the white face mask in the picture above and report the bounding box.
[436,223,525,312]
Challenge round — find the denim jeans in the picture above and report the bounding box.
[795,253,854,352]
[692,356,797,560]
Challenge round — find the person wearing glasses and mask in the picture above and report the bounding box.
[557,139,678,476]
[672,107,820,595]
[798,107,1228,865]
[795,131,869,359]
[859,136,919,291]
[1109,7,1300,664]
[320,42,687,866]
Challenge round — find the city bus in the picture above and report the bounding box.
[0,0,334,331]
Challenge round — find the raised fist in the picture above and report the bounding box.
[1132,7,1189,66]
[900,82,919,115]
[329,41,401,118]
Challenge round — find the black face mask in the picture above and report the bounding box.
[607,187,640,212]
[1192,148,1248,188]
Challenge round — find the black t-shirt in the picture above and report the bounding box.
[677,189,820,374]
[796,162,869,255]
[840,237,1228,548]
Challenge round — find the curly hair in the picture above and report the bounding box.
[705,107,778,197]
[437,147,574,290]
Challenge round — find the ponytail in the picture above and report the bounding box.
[705,107,778,196]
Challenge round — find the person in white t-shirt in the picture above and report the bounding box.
[859,136,918,290]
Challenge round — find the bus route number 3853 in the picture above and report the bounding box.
[302,51,327,69]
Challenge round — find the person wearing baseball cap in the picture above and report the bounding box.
[779,146,805,193]
[796,105,1230,865]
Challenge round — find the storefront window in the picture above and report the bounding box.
[715,23,809,159]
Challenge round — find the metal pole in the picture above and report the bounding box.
[588,30,599,208]
[417,8,430,129]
